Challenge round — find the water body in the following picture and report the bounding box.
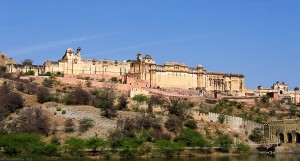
[33,154,300,161]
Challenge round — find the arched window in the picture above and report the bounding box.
[287,133,293,143]
[279,133,284,143]
[296,133,300,143]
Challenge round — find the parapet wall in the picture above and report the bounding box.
[192,111,263,132]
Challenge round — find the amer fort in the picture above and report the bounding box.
[1,47,300,151]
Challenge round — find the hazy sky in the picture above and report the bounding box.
[1,1,299,89]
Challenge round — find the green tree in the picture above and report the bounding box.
[163,97,192,119]
[64,137,85,156]
[154,140,184,157]
[175,128,210,147]
[249,128,264,143]
[215,133,233,152]
[85,137,107,152]
[0,133,45,156]
[22,59,33,66]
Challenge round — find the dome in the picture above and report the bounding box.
[66,48,74,53]
[197,64,203,68]
[144,54,152,59]
[294,87,299,91]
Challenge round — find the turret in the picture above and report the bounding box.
[76,47,81,57]
[137,52,142,61]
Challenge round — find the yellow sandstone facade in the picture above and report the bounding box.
[5,47,245,96]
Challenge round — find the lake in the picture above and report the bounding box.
[21,154,300,161]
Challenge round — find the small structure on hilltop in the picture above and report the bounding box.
[256,82,300,105]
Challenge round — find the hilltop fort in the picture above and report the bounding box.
[4,47,245,96]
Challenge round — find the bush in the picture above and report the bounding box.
[65,88,91,105]
[0,66,6,72]
[215,133,233,152]
[163,97,192,119]
[164,116,182,133]
[43,143,59,157]
[37,86,50,103]
[117,94,129,110]
[79,118,94,133]
[24,70,35,76]
[110,77,118,83]
[56,107,61,111]
[62,110,66,114]
[218,114,225,124]
[133,94,148,104]
[44,72,52,77]
[13,107,50,135]
[148,95,165,112]
[0,92,23,113]
[184,119,197,129]
[236,142,251,154]
[64,118,75,133]
[86,80,92,87]
[42,78,54,88]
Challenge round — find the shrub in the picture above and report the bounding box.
[86,80,92,87]
[66,88,91,105]
[117,94,129,110]
[215,133,233,152]
[164,116,182,133]
[79,118,94,133]
[44,72,52,77]
[218,114,225,124]
[133,94,148,104]
[13,107,50,135]
[110,77,118,83]
[56,107,62,111]
[236,142,251,154]
[148,95,165,112]
[163,97,192,119]
[42,78,54,88]
[64,118,75,133]
[37,86,50,103]
[184,119,197,129]
[0,92,23,113]
[23,82,38,94]
[0,66,6,72]
[24,70,35,76]
[62,110,66,114]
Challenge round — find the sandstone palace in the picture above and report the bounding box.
[4,47,245,96]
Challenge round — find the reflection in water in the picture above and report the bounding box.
[37,155,300,161]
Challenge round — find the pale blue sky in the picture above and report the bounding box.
[0,0,299,89]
